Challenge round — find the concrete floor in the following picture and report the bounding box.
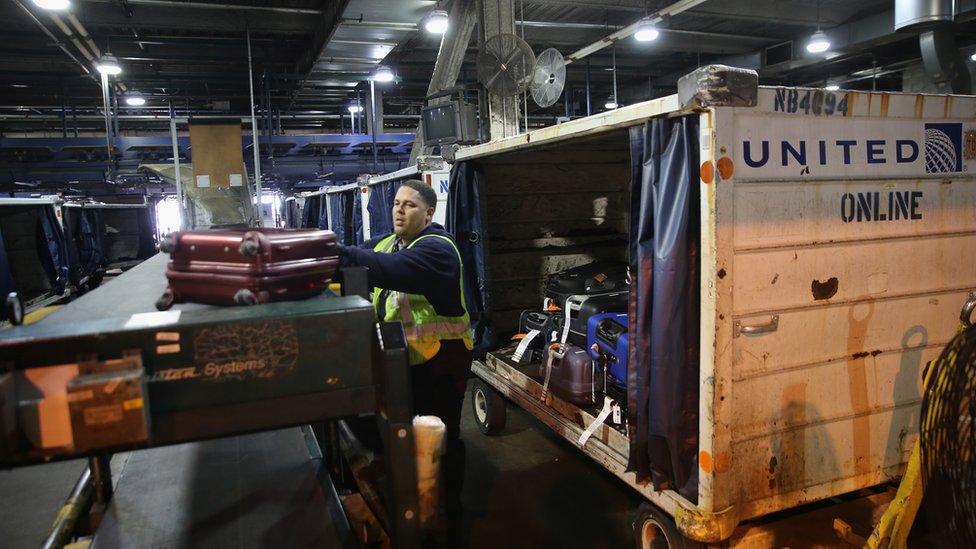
[460,379,643,549]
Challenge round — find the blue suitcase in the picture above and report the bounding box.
[586,313,628,388]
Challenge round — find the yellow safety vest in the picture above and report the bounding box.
[371,233,474,365]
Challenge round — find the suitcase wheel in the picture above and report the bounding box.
[155,289,175,311]
[234,289,258,306]
[238,238,260,257]
[159,235,177,254]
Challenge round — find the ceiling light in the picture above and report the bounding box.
[95,54,122,76]
[634,21,659,42]
[970,52,976,62]
[424,9,449,34]
[605,96,618,110]
[32,0,70,10]
[372,65,395,83]
[806,30,830,54]
[125,93,146,106]
[348,103,363,114]
[825,83,840,91]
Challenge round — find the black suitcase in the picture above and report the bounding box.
[545,261,628,308]
[553,291,629,348]
[517,310,558,363]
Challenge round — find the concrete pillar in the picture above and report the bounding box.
[479,0,520,140]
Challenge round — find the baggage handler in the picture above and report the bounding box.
[337,179,473,541]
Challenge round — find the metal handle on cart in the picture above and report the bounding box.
[961,292,976,327]
[734,315,779,337]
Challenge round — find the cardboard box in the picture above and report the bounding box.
[68,360,148,452]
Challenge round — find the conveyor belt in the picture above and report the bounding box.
[91,428,352,548]
[8,253,356,547]
[40,253,201,324]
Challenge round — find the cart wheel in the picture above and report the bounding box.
[234,289,258,305]
[471,379,506,436]
[159,235,177,254]
[155,289,175,311]
[6,292,24,326]
[239,238,260,257]
[634,503,703,549]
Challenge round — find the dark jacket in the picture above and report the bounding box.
[338,223,465,317]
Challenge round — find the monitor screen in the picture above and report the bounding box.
[422,103,458,144]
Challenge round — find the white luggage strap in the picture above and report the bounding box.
[512,329,540,363]
[560,295,590,345]
[540,343,563,402]
[579,396,620,447]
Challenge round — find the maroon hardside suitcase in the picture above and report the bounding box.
[156,228,339,310]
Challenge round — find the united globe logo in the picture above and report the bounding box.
[924,123,963,173]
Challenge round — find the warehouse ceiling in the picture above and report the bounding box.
[2,0,976,134]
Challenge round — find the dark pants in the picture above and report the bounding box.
[413,339,472,542]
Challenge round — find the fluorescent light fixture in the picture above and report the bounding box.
[372,65,395,83]
[424,8,449,34]
[806,30,830,54]
[32,0,70,10]
[95,54,122,76]
[125,93,146,106]
[348,103,363,114]
[825,83,840,91]
[634,21,659,42]
[604,96,618,110]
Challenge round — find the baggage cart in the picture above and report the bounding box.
[452,66,976,546]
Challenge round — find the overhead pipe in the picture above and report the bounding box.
[563,0,711,65]
[10,0,96,82]
[50,15,96,62]
[66,14,102,59]
[85,0,322,14]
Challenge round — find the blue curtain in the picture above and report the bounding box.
[628,117,700,501]
[367,180,401,238]
[317,196,330,230]
[37,204,69,294]
[327,194,346,243]
[79,210,104,274]
[351,190,364,245]
[301,195,321,228]
[445,162,495,357]
[136,207,157,259]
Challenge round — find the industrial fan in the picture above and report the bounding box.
[530,47,566,108]
[476,33,536,97]
[919,294,976,546]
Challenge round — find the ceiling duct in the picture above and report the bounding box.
[895,0,953,31]
[919,26,972,93]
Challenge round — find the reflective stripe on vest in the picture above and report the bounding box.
[371,233,473,365]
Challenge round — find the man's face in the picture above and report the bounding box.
[392,186,433,240]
